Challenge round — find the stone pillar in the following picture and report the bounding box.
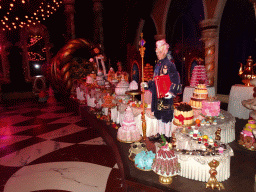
[63,0,76,41]
[200,19,219,91]
[93,0,104,52]
[250,0,256,17]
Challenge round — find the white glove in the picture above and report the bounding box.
[140,82,148,89]
[164,92,174,99]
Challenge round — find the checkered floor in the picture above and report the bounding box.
[0,99,124,192]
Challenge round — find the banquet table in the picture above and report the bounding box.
[79,105,247,192]
[182,86,216,103]
[111,104,235,144]
[227,84,254,119]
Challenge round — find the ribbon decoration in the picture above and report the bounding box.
[174,114,194,125]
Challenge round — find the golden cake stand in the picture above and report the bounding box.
[159,175,173,184]
[126,90,143,101]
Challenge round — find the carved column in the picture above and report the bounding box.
[200,19,219,90]
[93,0,104,52]
[250,0,256,17]
[63,0,76,41]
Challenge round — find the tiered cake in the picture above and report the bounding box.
[173,103,194,126]
[117,106,142,143]
[144,63,154,82]
[189,84,208,109]
[190,65,209,87]
[152,143,180,177]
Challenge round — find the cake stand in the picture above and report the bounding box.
[125,90,143,101]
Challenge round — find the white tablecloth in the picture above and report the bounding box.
[198,110,235,143]
[111,104,235,143]
[183,86,216,103]
[176,146,233,182]
[228,84,254,119]
[110,105,160,137]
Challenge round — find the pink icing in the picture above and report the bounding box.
[242,130,253,136]
[117,106,141,142]
[190,65,209,87]
[201,100,220,117]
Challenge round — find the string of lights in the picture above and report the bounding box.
[0,0,62,31]
[28,35,45,61]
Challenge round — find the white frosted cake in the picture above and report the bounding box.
[117,106,142,143]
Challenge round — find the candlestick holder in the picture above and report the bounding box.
[206,159,225,190]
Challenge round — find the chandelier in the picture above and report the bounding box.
[0,0,62,31]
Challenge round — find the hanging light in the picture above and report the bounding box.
[0,0,62,31]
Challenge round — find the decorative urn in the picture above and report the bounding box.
[115,76,130,99]
[238,56,256,86]
[96,71,105,86]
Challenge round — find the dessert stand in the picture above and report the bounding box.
[125,90,143,102]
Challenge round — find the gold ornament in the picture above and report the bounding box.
[206,159,225,190]
[238,56,256,86]
[159,175,173,185]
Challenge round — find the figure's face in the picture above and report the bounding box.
[156,46,167,60]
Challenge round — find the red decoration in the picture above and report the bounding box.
[174,114,193,125]
[154,75,172,98]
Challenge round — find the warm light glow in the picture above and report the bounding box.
[1,0,62,31]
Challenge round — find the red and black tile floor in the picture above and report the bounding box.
[0,98,124,192]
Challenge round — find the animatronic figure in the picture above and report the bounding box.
[142,39,182,138]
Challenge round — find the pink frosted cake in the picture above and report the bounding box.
[201,99,220,117]
[190,65,209,87]
[152,143,180,177]
[117,106,142,143]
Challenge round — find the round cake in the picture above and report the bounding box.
[152,143,180,177]
[201,98,220,117]
[134,150,155,171]
[174,103,194,126]
[189,84,208,109]
[117,106,142,143]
